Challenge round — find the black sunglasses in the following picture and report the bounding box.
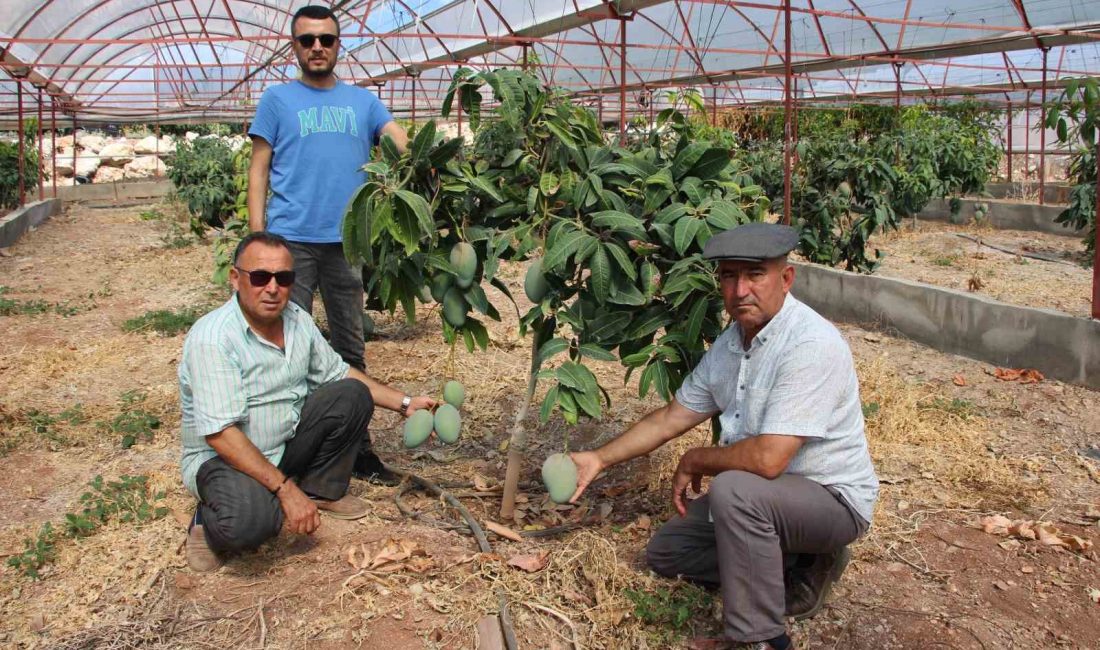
[295,33,338,48]
[235,267,296,287]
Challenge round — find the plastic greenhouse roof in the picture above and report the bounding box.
[1,0,1099,125]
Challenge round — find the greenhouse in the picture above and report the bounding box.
[0,1,1097,648]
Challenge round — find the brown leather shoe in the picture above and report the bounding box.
[785,546,850,620]
[314,494,369,520]
[186,524,224,572]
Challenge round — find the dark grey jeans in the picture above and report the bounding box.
[286,241,366,371]
[646,471,868,643]
[194,379,374,554]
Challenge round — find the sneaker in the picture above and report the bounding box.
[313,494,370,520]
[352,451,402,486]
[785,546,851,620]
[185,524,224,572]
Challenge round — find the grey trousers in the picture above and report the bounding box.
[646,471,868,642]
[286,241,366,371]
[194,379,374,555]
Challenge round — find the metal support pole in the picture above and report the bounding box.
[1094,140,1100,319]
[893,62,903,111]
[37,87,44,202]
[17,80,25,207]
[792,75,800,167]
[782,0,793,225]
[619,17,627,145]
[1039,47,1049,206]
[1025,92,1031,183]
[155,122,161,177]
[72,114,77,182]
[1006,101,1013,184]
[457,94,463,138]
[711,85,717,127]
[410,76,416,125]
[1094,140,1099,319]
[50,98,56,197]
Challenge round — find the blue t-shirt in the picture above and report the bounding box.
[249,80,394,243]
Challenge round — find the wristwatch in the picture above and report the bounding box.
[400,394,412,413]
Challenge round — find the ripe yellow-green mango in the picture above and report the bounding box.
[433,403,461,444]
[442,380,465,408]
[541,453,578,504]
[430,272,454,303]
[442,287,468,328]
[524,259,549,303]
[403,409,434,448]
[450,242,477,289]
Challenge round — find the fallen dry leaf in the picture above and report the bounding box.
[483,520,523,542]
[994,580,1010,591]
[979,515,1093,552]
[952,374,967,386]
[1088,587,1100,604]
[507,550,550,573]
[992,367,1044,383]
[472,473,497,492]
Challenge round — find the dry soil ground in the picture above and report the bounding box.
[0,201,1096,649]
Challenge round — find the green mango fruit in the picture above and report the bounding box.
[541,453,578,504]
[450,242,477,289]
[430,273,454,303]
[442,288,468,328]
[442,380,465,408]
[524,259,549,303]
[403,409,434,448]
[434,403,461,444]
[417,285,433,304]
[837,181,852,198]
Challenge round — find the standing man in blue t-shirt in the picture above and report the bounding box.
[247,5,408,484]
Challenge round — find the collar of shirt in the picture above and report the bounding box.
[727,293,796,354]
[228,294,302,351]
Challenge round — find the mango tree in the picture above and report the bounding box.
[344,68,769,517]
[1047,77,1099,257]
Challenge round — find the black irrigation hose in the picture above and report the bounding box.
[388,469,517,650]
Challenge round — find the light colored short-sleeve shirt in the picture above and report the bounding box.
[675,294,879,523]
[178,296,350,497]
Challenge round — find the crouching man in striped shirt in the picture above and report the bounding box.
[178,232,435,572]
[568,223,878,650]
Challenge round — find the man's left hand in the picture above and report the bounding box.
[671,451,703,517]
[405,395,436,417]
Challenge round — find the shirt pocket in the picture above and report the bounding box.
[742,387,770,434]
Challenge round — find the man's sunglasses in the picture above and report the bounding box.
[295,33,338,49]
[235,267,296,287]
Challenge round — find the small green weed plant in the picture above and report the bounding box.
[123,307,202,336]
[99,390,161,448]
[625,583,715,638]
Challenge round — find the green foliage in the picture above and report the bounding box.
[211,141,252,284]
[8,474,167,579]
[166,137,239,232]
[926,397,980,420]
[64,474,168,538]
[0,285,84,317]
[625,583,714,632]
[122,307,203,336]
[7,523,56,579]
[0,118,41,210]
[99,390,161,448]
[1048,77,1099,260]
[159,123,237,137]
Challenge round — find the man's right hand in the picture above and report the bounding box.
[568,450,605,503]
[276,480,320,534]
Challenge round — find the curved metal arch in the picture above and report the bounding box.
[63,27,283,102]
[26,0,294,69]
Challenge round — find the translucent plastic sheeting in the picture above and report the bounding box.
[0,0,1099,123]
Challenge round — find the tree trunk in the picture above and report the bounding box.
[499,344,541,519]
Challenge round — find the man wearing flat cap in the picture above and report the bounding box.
[569,223,878,650]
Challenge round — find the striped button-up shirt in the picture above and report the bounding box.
[675,294,879,524]
[178,296,349,497]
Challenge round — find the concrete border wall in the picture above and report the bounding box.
[791,262,1100,389]
[55,179,174,203]
[0,199,62,248]
[984,182,1069,205]
[917,197,1081,237]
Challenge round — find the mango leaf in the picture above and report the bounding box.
[540,171,560,196]
[393,189,433,237]
[687,148,731,181]
[573,384,602,419]
[588,245,612,304]
[585,311,633,342]
[539,385,560,423]
[428,137,463,168]
[380,134,402,164]
[544,121,577,150]
[538,337,570,365]
[390,194,423,254]
[410,121,436,162]
[578,343,617,362]
[501,148,524,167]
[671,143,709,180]
[463,318,490,351]
[469,175,504,203]
[673,216,702,255]
[590,210,648,239]
[626,306,671,339]
[604,242,637,280]
[608,275,646,306]
[556,361,596,393]
[542,230,589,271]
[707,200,746,229]
[557,388,579,424]
[684,297,709,345]
[654,202,688,225]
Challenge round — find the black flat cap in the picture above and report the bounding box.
[702,222,799,262]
